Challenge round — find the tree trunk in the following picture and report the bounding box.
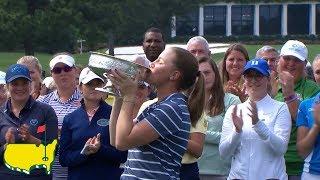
[24,38,34,55]
[108,31,114,56]
[24,0,36,55]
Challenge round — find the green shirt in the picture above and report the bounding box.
[275,78,320,175]
[198,93,241,175]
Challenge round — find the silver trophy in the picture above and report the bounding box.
[88,52,150,96]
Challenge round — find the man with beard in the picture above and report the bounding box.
[142,27,166,62]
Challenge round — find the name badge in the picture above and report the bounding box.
[97,119,109,127]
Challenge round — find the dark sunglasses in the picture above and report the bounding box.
[138,81,149,89]
[51,66,74,74]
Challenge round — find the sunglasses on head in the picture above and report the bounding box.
[51,65,73,74]
[138,81,150,89]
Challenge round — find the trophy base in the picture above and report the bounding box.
[95,87,121,97]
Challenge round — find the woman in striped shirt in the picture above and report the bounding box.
[108,47,205,179]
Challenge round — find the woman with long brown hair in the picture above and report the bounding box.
[197,57,240,180]
[220,43,249,102]
[108,47,205,179]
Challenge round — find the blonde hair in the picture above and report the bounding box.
[17,56,42,73]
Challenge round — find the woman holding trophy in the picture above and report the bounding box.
[107,47,205,179]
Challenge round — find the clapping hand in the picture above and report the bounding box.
[278,71,295,97]
[83,133,101,155]
[232,105,243,133]
[5,127,15,144]
[17,124,33,143]
[269,71,279,97]
[248,100,259,125]
[225,81,247,102]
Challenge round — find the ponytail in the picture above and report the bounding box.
[170,47,205,127]
[188,73,205,127]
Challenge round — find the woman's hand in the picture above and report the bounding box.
[84,134,101,155]
[225,81,247,102]
[18,124,41,144]
[107,69,139,98]
[232,105,243,133]
[18,124,32,142]
[5,127,15,144]
[248,100,259,125]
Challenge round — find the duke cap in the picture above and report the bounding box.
[243,58,270,76]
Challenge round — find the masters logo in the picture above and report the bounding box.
[3,139,57,174]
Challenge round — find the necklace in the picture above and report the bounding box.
[87,106,99,120]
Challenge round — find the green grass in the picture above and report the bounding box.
[1,44,320,76]
[0,52,90,76]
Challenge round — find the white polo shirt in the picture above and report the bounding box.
[219,94,291,180]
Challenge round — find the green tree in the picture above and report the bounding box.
[0,0,205,53]
[0,0,51,54]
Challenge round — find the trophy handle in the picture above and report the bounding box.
[95,72,121,97]
[103,72,108,79]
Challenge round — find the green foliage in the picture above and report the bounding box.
[0,0,203,54]
[200,0,313,3]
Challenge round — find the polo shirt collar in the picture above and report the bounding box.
[53,88,81,102]
[5,95,34,114]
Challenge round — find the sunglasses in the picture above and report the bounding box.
[244,73,264,81]
[51,66,74,74]
[138,81,150,89]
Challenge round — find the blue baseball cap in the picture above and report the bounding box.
[243,58,270,76]
[5,64,32,83]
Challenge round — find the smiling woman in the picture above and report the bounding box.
[0,64,58,180]
[219,58,291,180]
[221,43,249,102]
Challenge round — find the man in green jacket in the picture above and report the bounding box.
[275,40,320,180]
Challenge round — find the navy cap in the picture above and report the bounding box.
[243,58,270,76]
[5,64,32,83]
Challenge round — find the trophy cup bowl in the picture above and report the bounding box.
[88,52,150,96]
